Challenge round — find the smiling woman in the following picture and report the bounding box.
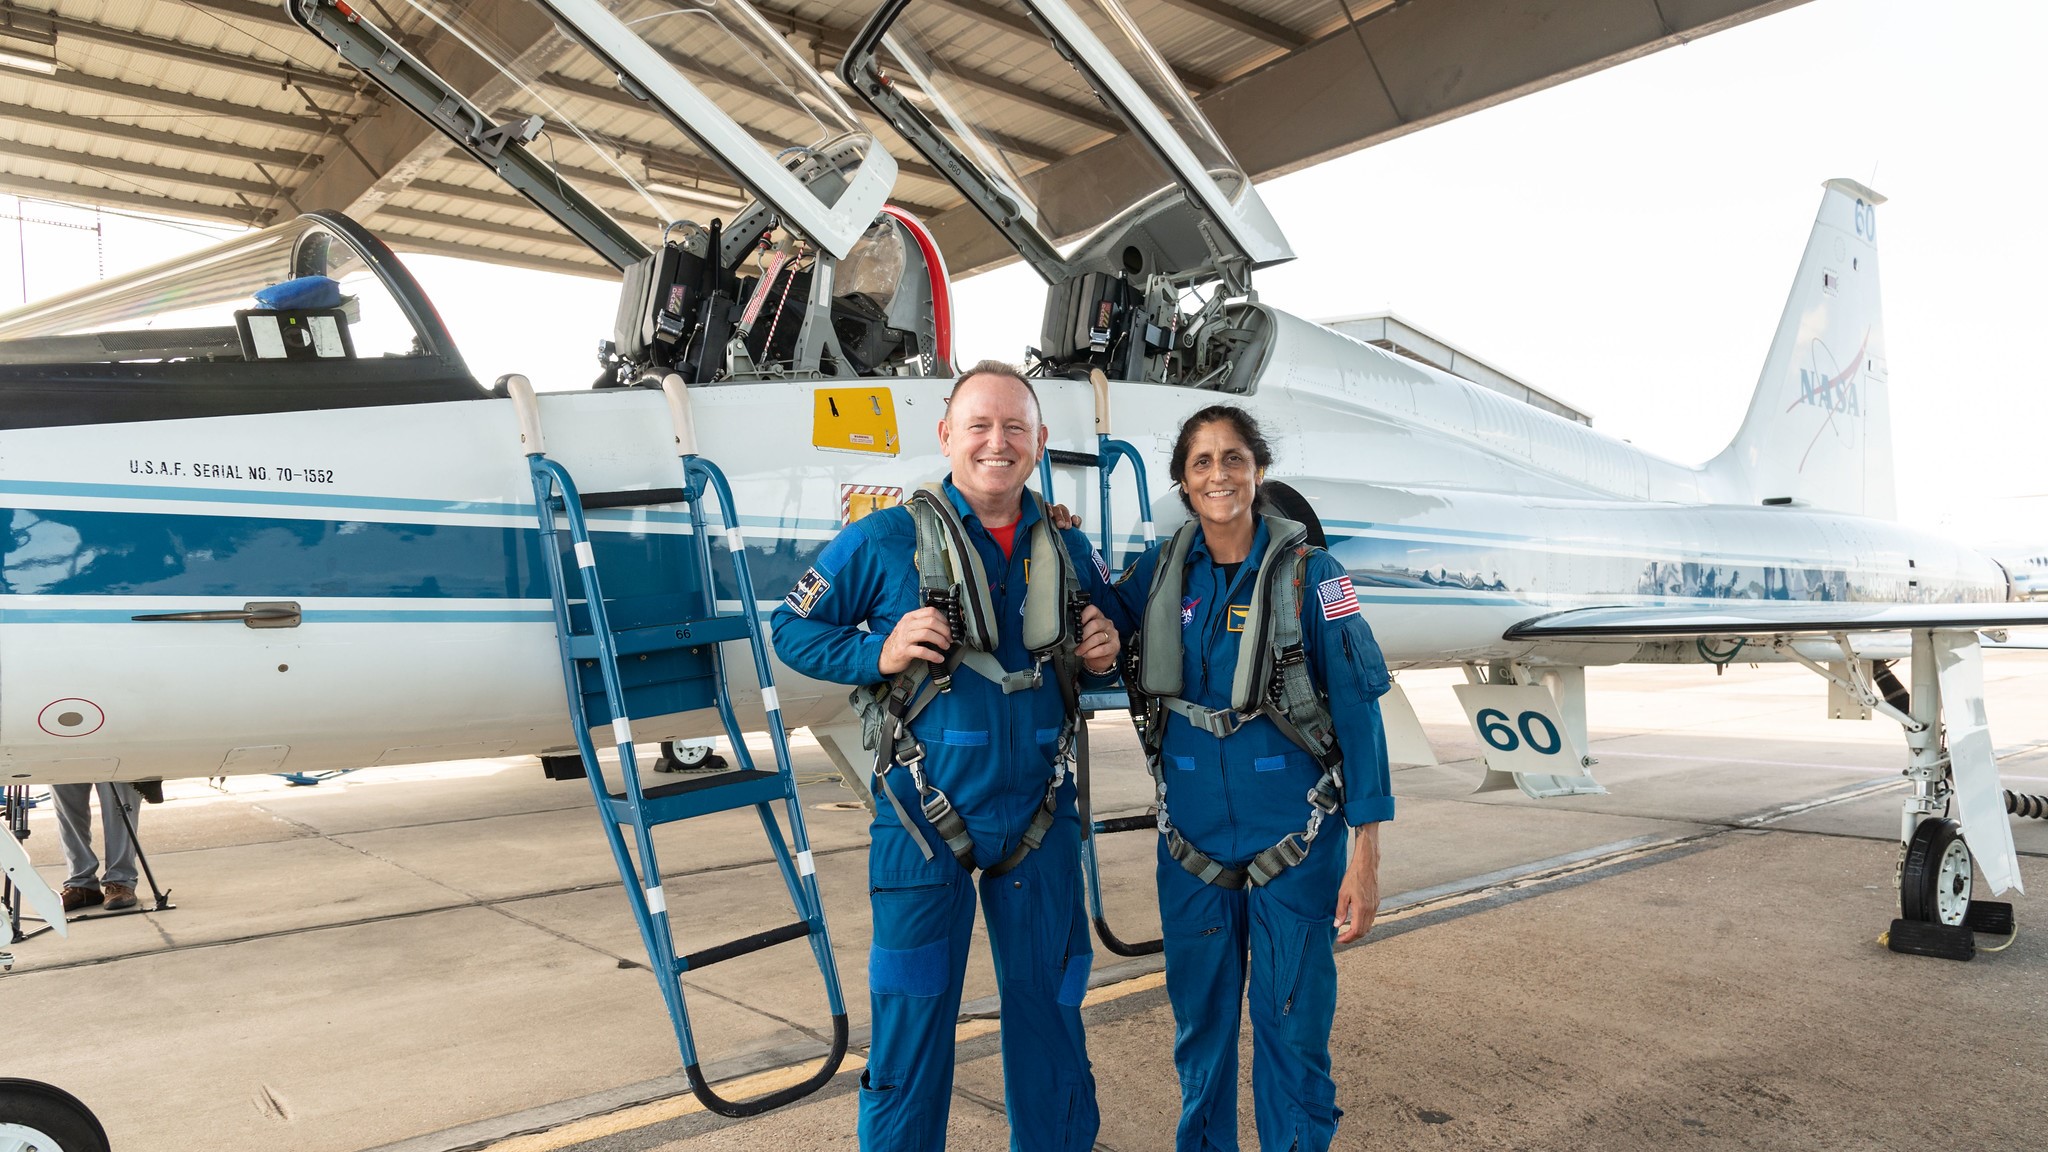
[1112,400,1395,1152]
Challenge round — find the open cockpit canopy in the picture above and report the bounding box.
[291,0,897,264]
[0,212,449,366]
[841,0,1292,285]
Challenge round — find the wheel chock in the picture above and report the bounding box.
[1884,918,1975,961]
[1964,900,2015,936]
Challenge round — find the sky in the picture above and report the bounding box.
[2,0,2041,540]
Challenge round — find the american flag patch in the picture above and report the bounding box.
[1317,576,1359,621]
[1092,549,1111,583]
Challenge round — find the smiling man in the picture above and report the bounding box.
[772,361,1129,1151]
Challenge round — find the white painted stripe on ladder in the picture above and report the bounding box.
[727,527,745,553]
[574,540,597,569]
[760,686,780,713]
[1143,525,1157,543]
[612,718,632,747]
[645,886,667,915]
[797,850,815,876]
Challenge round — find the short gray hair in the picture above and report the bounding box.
[947,359,1041,423]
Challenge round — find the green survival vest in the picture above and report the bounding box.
[847,484,1087,877]
[1127,515,1346,888]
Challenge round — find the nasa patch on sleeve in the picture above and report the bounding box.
[786,567,831,617]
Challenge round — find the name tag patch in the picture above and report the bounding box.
[786,568,830,617]
[1226,605,1249,632]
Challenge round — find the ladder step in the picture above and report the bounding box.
[1093,814,1155,836]
[1046,448,1102,468]
[678,920,814,973]
[568,614,752,660]
[607,770,785,824]
[575,486,689,511]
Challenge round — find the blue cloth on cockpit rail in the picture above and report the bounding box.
[253,276,342,311]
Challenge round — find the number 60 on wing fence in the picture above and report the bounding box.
[1452,682,1589,779]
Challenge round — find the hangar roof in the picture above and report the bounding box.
[0,0,1804,279]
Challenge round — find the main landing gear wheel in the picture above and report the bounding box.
[1900,817,1972,926]
[656,741,726,773]
[0,1079,110,1152]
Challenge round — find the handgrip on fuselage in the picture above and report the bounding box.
[505,373,544,457]
[661,372,698,456]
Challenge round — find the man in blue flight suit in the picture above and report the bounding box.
[771,361,1128,1151]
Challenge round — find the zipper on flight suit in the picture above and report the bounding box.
[1200,558,1255,847]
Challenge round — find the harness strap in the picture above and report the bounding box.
[959,648,1043,694]
[1159,695,1251,738]
[850,486,1085,874]
[1129,516,1352,890]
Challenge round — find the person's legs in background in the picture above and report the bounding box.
[51,782,103,912]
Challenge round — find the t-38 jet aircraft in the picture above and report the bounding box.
[1,0,2043,980]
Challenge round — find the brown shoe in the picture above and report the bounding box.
[60,885,103,912]
[103,883,137,911]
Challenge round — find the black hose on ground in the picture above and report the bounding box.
[2006,790,2048,820]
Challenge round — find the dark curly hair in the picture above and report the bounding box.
[1168,404,1273,513]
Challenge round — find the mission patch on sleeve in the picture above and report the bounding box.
[786,567,831,617]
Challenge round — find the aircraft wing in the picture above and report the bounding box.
[1504,602,2048,641]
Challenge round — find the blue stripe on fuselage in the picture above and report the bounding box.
[0,506,827,603]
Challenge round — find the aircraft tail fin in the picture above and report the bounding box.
[1705,179,1894,518]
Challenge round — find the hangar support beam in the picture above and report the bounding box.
[923,0,1810,276]
[29,11,359,96]
[0,171,262,230]
[0,101,316,170]
[1154,0,1308,49]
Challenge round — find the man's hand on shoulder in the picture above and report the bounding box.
[1076,604,1120,675]
[879,606,954,676]
[1047,503,1082,530]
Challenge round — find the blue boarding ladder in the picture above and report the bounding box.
[508,375,847,1117]
[1037,370,1166,958]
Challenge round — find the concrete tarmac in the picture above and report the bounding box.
[4,657,2045,1150]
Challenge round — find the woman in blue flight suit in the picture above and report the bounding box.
[1114,405,1393,1152]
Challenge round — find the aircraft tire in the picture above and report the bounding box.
[0,1078,110,1152]
[1259,480,1326,550]
[1899,817,1972,926]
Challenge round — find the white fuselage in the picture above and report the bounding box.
[0,307,2005,784]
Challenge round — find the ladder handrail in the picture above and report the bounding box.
[518,377,847,1118]
[1096,434,1155,571]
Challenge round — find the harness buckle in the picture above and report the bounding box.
[1307,778,1341,814]
[920,786,957,827]
[1275,832,1310,867]
[1204,708,1252,738]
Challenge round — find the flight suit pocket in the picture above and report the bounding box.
[1251,894,1334,1023]
[868,880,955,998]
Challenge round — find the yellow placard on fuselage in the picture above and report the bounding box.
[813,387,900,455]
